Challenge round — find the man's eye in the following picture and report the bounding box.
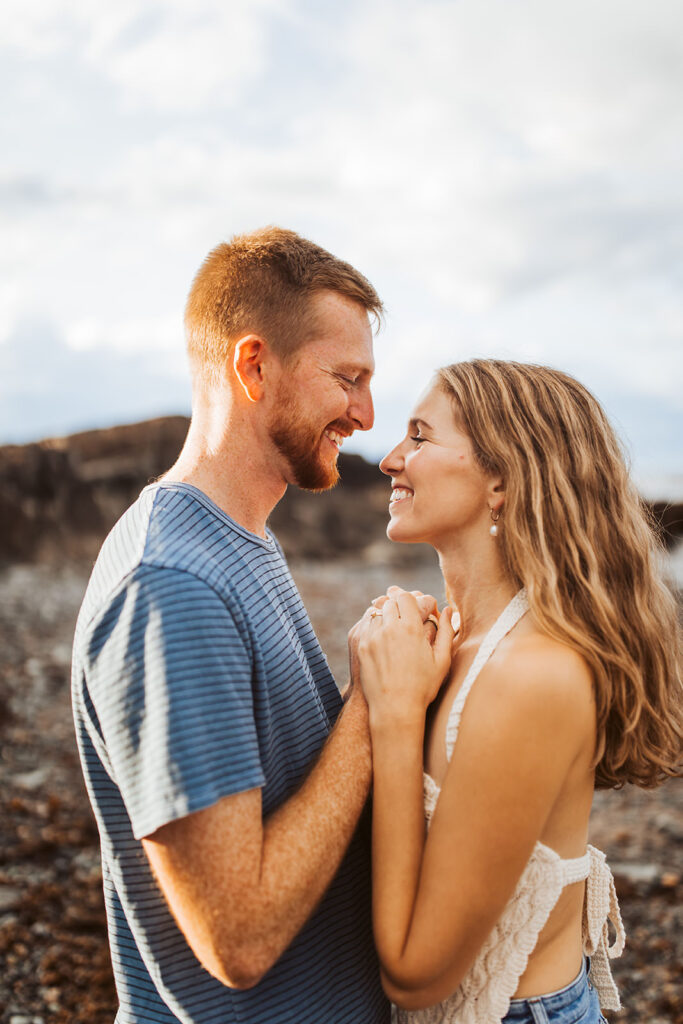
[337,375,357,388]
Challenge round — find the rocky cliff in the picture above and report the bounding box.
[0,416,680,566]
[0,417,404,565]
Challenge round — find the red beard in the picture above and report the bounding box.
[269,389,343,492]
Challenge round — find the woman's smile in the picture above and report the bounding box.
[389,486,414,507]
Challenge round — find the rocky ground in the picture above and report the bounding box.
[1,558,681,1024]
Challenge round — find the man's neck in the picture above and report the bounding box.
[163,403,288,539]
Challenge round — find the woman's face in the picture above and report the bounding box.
[380,385,496,548]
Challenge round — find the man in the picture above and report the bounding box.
[72,227,390,1023]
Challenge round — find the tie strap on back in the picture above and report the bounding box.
[582,845,626,1010]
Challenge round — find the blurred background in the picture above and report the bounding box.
[0,2,681,1022]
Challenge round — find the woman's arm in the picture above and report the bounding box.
[358,595,595,1010]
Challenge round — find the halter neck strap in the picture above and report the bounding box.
[445,589,529,761]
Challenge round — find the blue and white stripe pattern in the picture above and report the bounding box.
[72,482,388,1024]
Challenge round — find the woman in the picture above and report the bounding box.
[352,360,681,1024]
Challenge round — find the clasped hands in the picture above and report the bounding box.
[348,587,455,720]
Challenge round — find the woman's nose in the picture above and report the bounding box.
[379,442,403,477]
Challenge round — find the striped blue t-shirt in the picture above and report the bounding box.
[72,482,389,1024]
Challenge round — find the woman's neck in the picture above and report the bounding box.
[437,541,518,644]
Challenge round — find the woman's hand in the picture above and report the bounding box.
[348,589,441,694]
[357,588,455,724]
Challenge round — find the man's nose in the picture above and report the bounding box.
[350,384,374,432]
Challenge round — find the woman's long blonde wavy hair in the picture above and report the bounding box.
[437,359,682,789]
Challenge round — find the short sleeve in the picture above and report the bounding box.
[84,565,266,839]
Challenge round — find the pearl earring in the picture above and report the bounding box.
[489,508,501,536]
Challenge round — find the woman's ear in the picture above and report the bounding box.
[487,476,505,513]
[233,335,267,402]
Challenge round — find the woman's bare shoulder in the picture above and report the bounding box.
[477,629,596,732]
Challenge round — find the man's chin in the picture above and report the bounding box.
[296,461,340,492]
[288,450,340,492]
[270,413,342,491]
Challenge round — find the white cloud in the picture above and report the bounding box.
[85,2,273,111]
[65,314,184,358]
[315,0,683,302]
[0,317,190,442]
[0,0,283,108]
[0,0,681,472]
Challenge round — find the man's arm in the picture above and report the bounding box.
[142,683,371,990]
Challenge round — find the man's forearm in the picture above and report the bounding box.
[143,686,373,989]
[253,688,372,968]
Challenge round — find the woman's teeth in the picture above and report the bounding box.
[389,487,413,505]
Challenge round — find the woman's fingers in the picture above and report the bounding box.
[356,593,456,715]
[423,617,438,645]
[433,606,456,670]
[390,587,438,619]
[372,591,443,644]
[395,590,425,626]
[379,597,400,625]
[413,592,438,619]
[351,605,380,647]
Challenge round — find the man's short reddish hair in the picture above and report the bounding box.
[185,226,383,381]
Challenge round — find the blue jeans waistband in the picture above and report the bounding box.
[503,958,600,1022]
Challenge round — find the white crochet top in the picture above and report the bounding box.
[395,590,625,1024]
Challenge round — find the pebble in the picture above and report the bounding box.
[0,886,23,913]
[612,862,660,886]
[14,768,50,791]
[50,642,72,666]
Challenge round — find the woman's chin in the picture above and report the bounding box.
[386,519,420,544]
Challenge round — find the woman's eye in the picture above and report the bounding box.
[410,435,426,445]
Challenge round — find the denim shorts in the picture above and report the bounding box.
[501,959,607,1024]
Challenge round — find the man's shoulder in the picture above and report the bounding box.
[75,483,286,643]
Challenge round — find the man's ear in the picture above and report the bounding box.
[233,335,267,402]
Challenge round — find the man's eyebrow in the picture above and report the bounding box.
[332,362,374,378]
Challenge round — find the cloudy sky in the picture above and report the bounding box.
[1,0,682,495]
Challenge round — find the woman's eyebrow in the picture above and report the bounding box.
[408,417,432,431]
